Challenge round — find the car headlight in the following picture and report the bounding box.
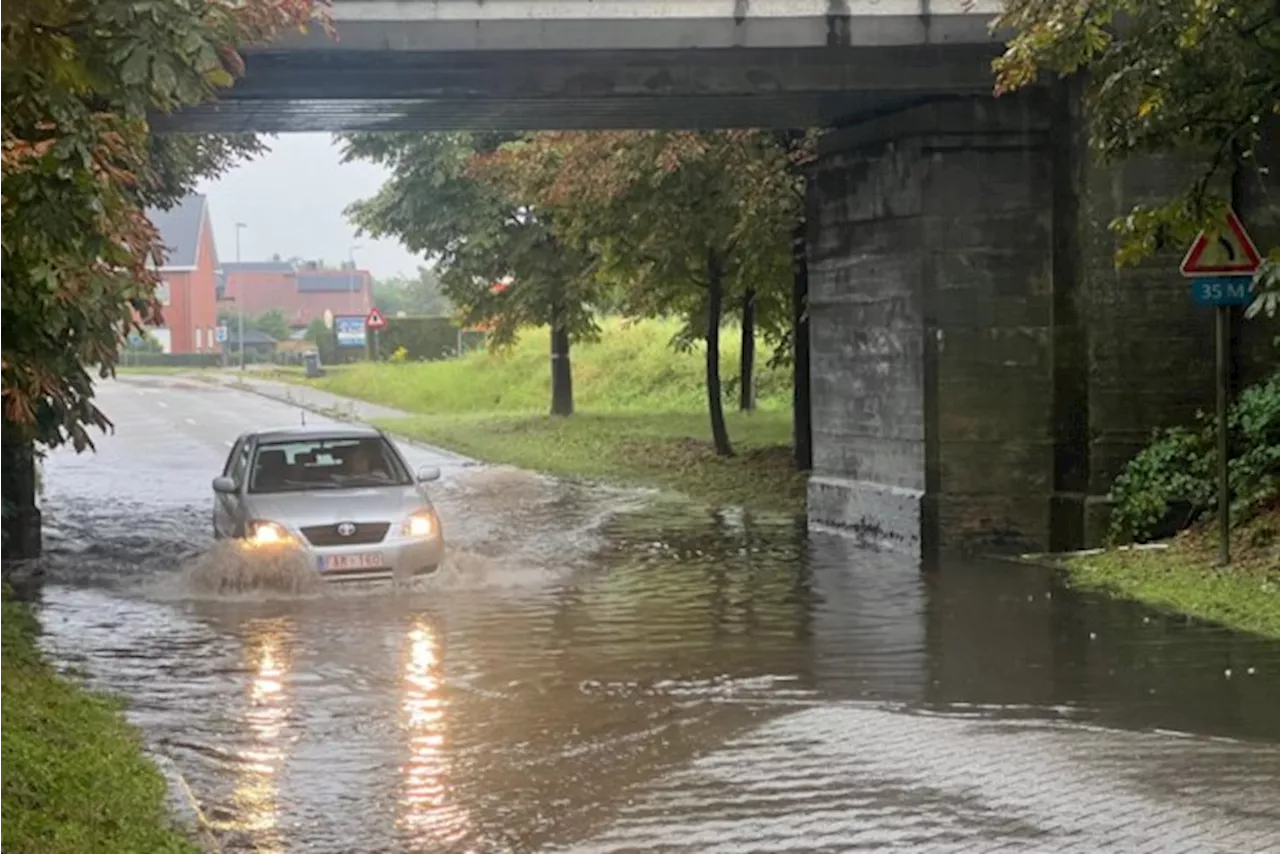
[246,520,292,546]
[401,510,438,539]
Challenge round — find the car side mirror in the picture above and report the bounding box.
[416,466,441,483]
[212,476,237,494]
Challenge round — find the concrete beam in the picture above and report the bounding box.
[158,43,1002,132]
[292,0,1005,52]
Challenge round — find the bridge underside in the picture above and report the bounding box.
[153,6,1280,557]
[156,45,1001,132]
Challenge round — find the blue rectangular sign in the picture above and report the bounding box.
[334,316,367,348]
[1191,276,1253,307]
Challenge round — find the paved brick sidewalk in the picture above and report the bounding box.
[561,705,1280,853]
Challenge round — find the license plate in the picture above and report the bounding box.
[320,552,384,572]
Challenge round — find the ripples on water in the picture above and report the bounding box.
[27,410,1280,853]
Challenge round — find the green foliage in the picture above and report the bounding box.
[309,317,791,416]
[1109,371,1280,543]
[303,318,330,343]
[3,594,201,853]
[372,267,451,317]
[993,0,1280,317]
[1108,426,1215,542]
[377,316,467,362]
[1,0,321,452]
[217,309,290,341]
[340,133,600,353]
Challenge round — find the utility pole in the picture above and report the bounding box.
[235,222,247,370]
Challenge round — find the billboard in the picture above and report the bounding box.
[334,316,366,348]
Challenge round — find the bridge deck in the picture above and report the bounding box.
[159,0,1007,132]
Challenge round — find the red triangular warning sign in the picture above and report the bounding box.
[365,307,387,329]
[1180,209,1262,277]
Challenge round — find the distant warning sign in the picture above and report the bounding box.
[365,307,387,330]
[1180,209,1263,277]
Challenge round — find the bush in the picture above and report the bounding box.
[1109,371,1280,543]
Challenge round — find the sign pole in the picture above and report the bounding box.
[1214,305,1231,566]
[373,329,381,361]
[1178,207,1261,568]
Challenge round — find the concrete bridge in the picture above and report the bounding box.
[158,0,1006,132]
[161,0,1279,556]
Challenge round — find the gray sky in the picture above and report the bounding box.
[197,133,421,279]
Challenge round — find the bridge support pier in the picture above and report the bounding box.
[803,91,1277,557]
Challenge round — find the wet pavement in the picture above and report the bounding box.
[25,374,1280,853]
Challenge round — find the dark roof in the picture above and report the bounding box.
[147,194,208,269]
[297,272,366,293]
[222,261,296,273]
[225,328,278,345]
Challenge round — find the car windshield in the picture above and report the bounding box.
[248,436,411,494]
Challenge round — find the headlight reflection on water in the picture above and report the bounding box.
[224,620,294,852]
[400,621,471,847]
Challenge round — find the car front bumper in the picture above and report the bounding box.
[303,534,446,583]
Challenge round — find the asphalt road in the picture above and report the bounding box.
[30,374,1280,854]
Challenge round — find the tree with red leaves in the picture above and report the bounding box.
[1,0,327,556]
[474,130,804,457]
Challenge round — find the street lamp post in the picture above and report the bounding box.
[235,222,247,370]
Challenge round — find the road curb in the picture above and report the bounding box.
[149,749,223,853]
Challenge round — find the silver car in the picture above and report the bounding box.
[212,424,444,582]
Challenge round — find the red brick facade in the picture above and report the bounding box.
[221,263,372,328]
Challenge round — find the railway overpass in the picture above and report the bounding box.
[160,0,1279,556]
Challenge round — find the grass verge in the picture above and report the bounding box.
[274,318,807,513]
[377,410,807,514]
[2,592,198,854]
[1062,508,1280,638]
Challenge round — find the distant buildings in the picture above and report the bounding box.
[143,194,220,354]
[220,259,372,329]
[139,192,374,355]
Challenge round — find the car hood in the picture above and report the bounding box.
[243,486,430,529]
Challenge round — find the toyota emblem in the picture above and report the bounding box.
[337,522,356,537]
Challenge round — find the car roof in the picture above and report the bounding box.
[250,423,384,444]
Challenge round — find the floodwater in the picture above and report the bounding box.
[21,377,1280,853]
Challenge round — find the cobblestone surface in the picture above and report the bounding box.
[561,706,1280,853]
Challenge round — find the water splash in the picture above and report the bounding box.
[182,541,323,596]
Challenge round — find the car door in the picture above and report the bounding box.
[214,436,252,537]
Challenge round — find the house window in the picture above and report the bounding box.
[155,281,171,306]
[195,327,203,352]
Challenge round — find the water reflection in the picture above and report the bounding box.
[222,619,294,851]
[27,376,1280,853]
[399,620,471,849]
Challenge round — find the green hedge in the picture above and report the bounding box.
[376,316,485,361]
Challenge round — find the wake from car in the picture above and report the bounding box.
[182,540,323,595]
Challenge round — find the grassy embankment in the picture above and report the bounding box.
[284,317,807,514]
[1061,508,1280,638]
[1,592,199,853]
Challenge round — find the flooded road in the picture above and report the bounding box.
[28,376,1280,853]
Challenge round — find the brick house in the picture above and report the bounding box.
[221,260,372,328]
[143,194,220,354]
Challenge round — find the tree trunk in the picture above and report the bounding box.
[549,311,574,417]
[706,252,734,457]
[791,218,812,470]
[739,288,756,412]
[1,424,42,560]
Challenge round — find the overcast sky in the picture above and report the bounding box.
[196,133,422,279]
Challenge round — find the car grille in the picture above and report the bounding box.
[300,522,390,547]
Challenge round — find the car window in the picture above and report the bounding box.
[223,438,249,481]
[247,436,410,494]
